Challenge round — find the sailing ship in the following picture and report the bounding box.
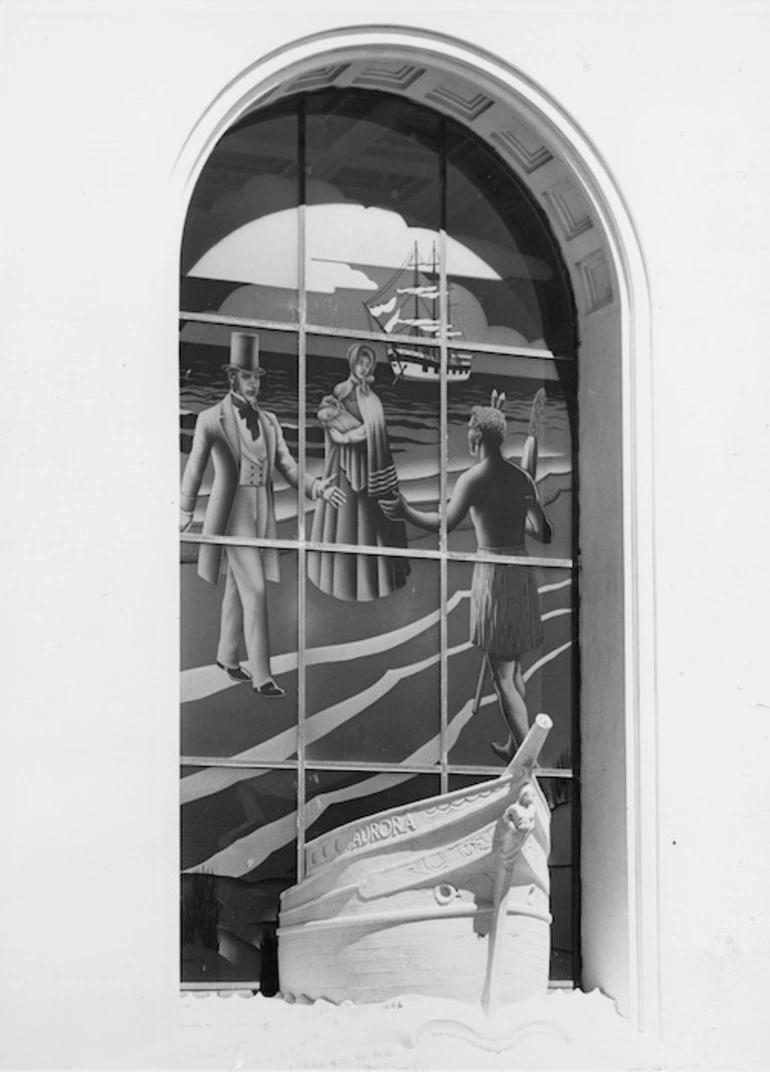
[278,715,552,1008]
[365,243,473,384]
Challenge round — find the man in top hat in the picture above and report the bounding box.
[180,331,345,698]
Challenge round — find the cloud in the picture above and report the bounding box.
[183,178,550,344]
[475,324,533,348]
[207,175,355,232]
[211,174,299,223]
[304,203,501,280]
[452,234,553,282]
[307,260,377,293]
[189,202,504,293]
[190,209,300,289]
[183,176,357,274]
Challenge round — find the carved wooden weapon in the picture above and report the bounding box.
[482,712,552,1014]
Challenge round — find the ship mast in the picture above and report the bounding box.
[432,241,438,335]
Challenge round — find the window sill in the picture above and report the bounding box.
[108,988,662,1069]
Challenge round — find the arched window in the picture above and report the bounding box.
[177,41,655,1021]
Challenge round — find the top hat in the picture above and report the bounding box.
[228,331,265,374]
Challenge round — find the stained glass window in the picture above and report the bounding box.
[179,88,579,988]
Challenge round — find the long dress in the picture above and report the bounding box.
[308,384,410,601]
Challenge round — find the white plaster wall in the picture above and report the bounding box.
[1,1,768,1066]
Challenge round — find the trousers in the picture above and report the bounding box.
[215,486,271,686]
[216,544,270,685]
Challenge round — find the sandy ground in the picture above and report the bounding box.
[108,988,667,1070]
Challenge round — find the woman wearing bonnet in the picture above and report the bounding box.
[308,343,410,601]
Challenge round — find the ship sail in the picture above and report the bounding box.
[397,285,441,299]
[399,317,440,329]
[368,296,399,318]
[364,242,473,384]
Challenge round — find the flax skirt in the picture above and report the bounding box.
[469,558,542,659]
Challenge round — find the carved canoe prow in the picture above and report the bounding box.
[278,714,553,1007]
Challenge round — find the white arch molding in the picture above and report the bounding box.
[172,26,660,1034]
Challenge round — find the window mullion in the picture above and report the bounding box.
[439,116,449,793]
[296,95,308,882]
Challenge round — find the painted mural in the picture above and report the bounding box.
[179,89,578,985]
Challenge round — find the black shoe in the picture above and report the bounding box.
[216,661,252,684]
[255,680,286,699]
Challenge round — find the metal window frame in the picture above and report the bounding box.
[179,87,578,979]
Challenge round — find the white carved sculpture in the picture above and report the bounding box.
[278,714,552,1009]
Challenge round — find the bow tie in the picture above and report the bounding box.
[353,374,375,395]
[233,397,262,441]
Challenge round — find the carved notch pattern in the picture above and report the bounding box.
[288,63,351,92]
[425,78,495,121]
[544,178,594,241]
[352,62,426,92]
[490,128,553,174]
[577,249,614,312]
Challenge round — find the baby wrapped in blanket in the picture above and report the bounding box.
[316,394,367,444]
